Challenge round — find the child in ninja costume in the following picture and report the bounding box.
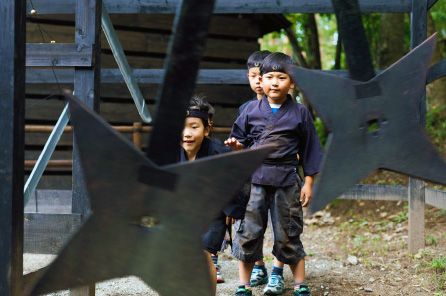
[226,53,323,296]
[179,96,246,290]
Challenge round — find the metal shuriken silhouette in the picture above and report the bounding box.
[23,93,273,296]
[21,0,269,295]
[287,34,446,212]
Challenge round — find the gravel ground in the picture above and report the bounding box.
[24,207,443,296]
[23,225,352,296]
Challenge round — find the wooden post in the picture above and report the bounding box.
[132,122,143,149]
[71,286,96,296]
[71,0,101,294]
[408,0,428,254]
[0,0,26,295]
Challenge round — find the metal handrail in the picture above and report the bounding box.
[101,5,152,123]
[24,103,70,205]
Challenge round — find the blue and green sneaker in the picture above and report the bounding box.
[293,284,311,296]
[263,274,285,295]
[235,285,252,296]
[250,265,268,287]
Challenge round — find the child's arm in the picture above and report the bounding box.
[225,106,252,150]
[298,107,324,207]
[300,175,314,207]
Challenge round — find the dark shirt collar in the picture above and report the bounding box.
[180,137,211,162]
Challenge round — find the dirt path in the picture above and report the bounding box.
[24,201,446,296]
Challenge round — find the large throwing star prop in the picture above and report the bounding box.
[23,94,273,296]
[288,34,446,212]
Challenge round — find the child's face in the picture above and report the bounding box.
[182,117,209,155]
[247,67,263,95]
[261,71,294,103]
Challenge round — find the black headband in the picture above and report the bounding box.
[247,61,262,69]
[186,109,209,125]
[260,64,288,75]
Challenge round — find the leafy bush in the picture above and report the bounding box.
[426,104,446,153]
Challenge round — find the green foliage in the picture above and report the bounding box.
[391,209,408,223]
[426,234,439,246]
[261,29,292,55]
[426,104,446,153]
[433,273,446,294]
[431,1,446,39]
[435,209,446,218]
[260,11,446,159]
[360,14,382,67]
[431,256,446,273]
[313,117,328,147]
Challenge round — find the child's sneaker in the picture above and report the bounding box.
[250,265,268,286]
[293,284,311,295]
[215,264,225,283]
[235,286,252,296]
[263,274,285,295]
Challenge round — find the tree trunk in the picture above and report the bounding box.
[334,34,342,70]
[427,13,446,110]
[377,13,405,68]
[303,13,322,70]
[284,26,308,68]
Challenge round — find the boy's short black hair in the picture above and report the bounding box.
[247,50,271,69]
[260,52,294,75]
[188,95,211,127]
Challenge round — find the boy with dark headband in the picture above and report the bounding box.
[225,53,323,296]
[239,50,271,114]
[180,96,242,287]
[240,50,277,289]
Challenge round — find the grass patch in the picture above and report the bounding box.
[431,257,446,273]
[427,235,439,246]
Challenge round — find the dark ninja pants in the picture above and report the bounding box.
[232,183,306,265]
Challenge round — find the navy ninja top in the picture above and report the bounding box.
[178,137,248,219]
[230,95,323,187]
[238,96,258,115]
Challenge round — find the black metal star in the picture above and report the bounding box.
[287,34,446,212]
[23,94,273,296]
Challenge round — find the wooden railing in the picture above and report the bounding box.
[25,123,232,168]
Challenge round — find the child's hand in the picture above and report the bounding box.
[300,183,313,207]
[224,137,244,151]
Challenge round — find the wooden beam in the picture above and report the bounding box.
[25,160,72,169]
[25,0,429,14]
[26,43,93,67]
[72,0,101,221]
[71,1,101,294]
[101,53,245,69]
[426,188,446,210]
[26,69,249,84]
[30,14,261,39]
[339,184,406,201]
[25,83,251,108]
[408,0,428,254]
[24,97,240,126]
[26,22,257,62]
[71,287,95,296]
[26,67,444,85]
[0,0,26,295]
